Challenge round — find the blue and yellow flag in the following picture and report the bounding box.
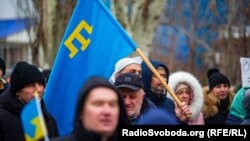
[21,96,48,141]
[44,0,137,136]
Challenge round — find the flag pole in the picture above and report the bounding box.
[135,48,182,107]
[34,90,50,141]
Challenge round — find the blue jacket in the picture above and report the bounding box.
[137,108,180,125]
[129,98,156,125]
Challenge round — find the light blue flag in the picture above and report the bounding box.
[21,95,48,141]
[44,0,137,136]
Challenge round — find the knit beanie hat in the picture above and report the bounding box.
[109,58,140,84]
[0,57,6,76]
[207,68,230,91]
[10,61,45,94]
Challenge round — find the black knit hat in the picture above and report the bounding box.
[0,57,6,76]
[207,68,230,91]
[10,61,45,94]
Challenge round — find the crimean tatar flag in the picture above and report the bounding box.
[44,0,137,136]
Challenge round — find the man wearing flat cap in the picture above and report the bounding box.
[114,73,156,124]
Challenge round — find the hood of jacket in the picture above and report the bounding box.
[141,60,169,99]
[0,87,24,114]
[73,77,128,140]
[167,71,204,120]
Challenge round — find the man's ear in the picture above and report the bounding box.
[141,90,145,98]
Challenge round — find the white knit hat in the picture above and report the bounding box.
[109,57,140,84]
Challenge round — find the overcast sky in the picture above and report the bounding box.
[0,0,36,19]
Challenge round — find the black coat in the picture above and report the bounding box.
[204,97,230,125]
[0,89,59,141]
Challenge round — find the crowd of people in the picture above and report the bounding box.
[0,56,249,141]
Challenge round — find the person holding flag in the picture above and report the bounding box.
[141,59,192,123]
[21,90,51,141]
[0,61,58,141]
[44,0,187,136]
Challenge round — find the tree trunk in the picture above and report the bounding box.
[46,0,76,67]
[225,0,235,84]
[113,0,166,57]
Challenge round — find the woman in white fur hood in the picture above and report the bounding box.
[167,71,204,125]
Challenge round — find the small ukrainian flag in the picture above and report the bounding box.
[21,92,49,141]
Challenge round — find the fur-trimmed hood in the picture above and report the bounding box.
[202,86,235,119]
[167,71,204,120]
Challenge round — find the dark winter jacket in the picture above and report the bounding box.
[51,77,128,141]
[204,97,230,124]
[140,98,156,115]
[129,98,156,125]
[0,88,59,141]
[141,60,179,124]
